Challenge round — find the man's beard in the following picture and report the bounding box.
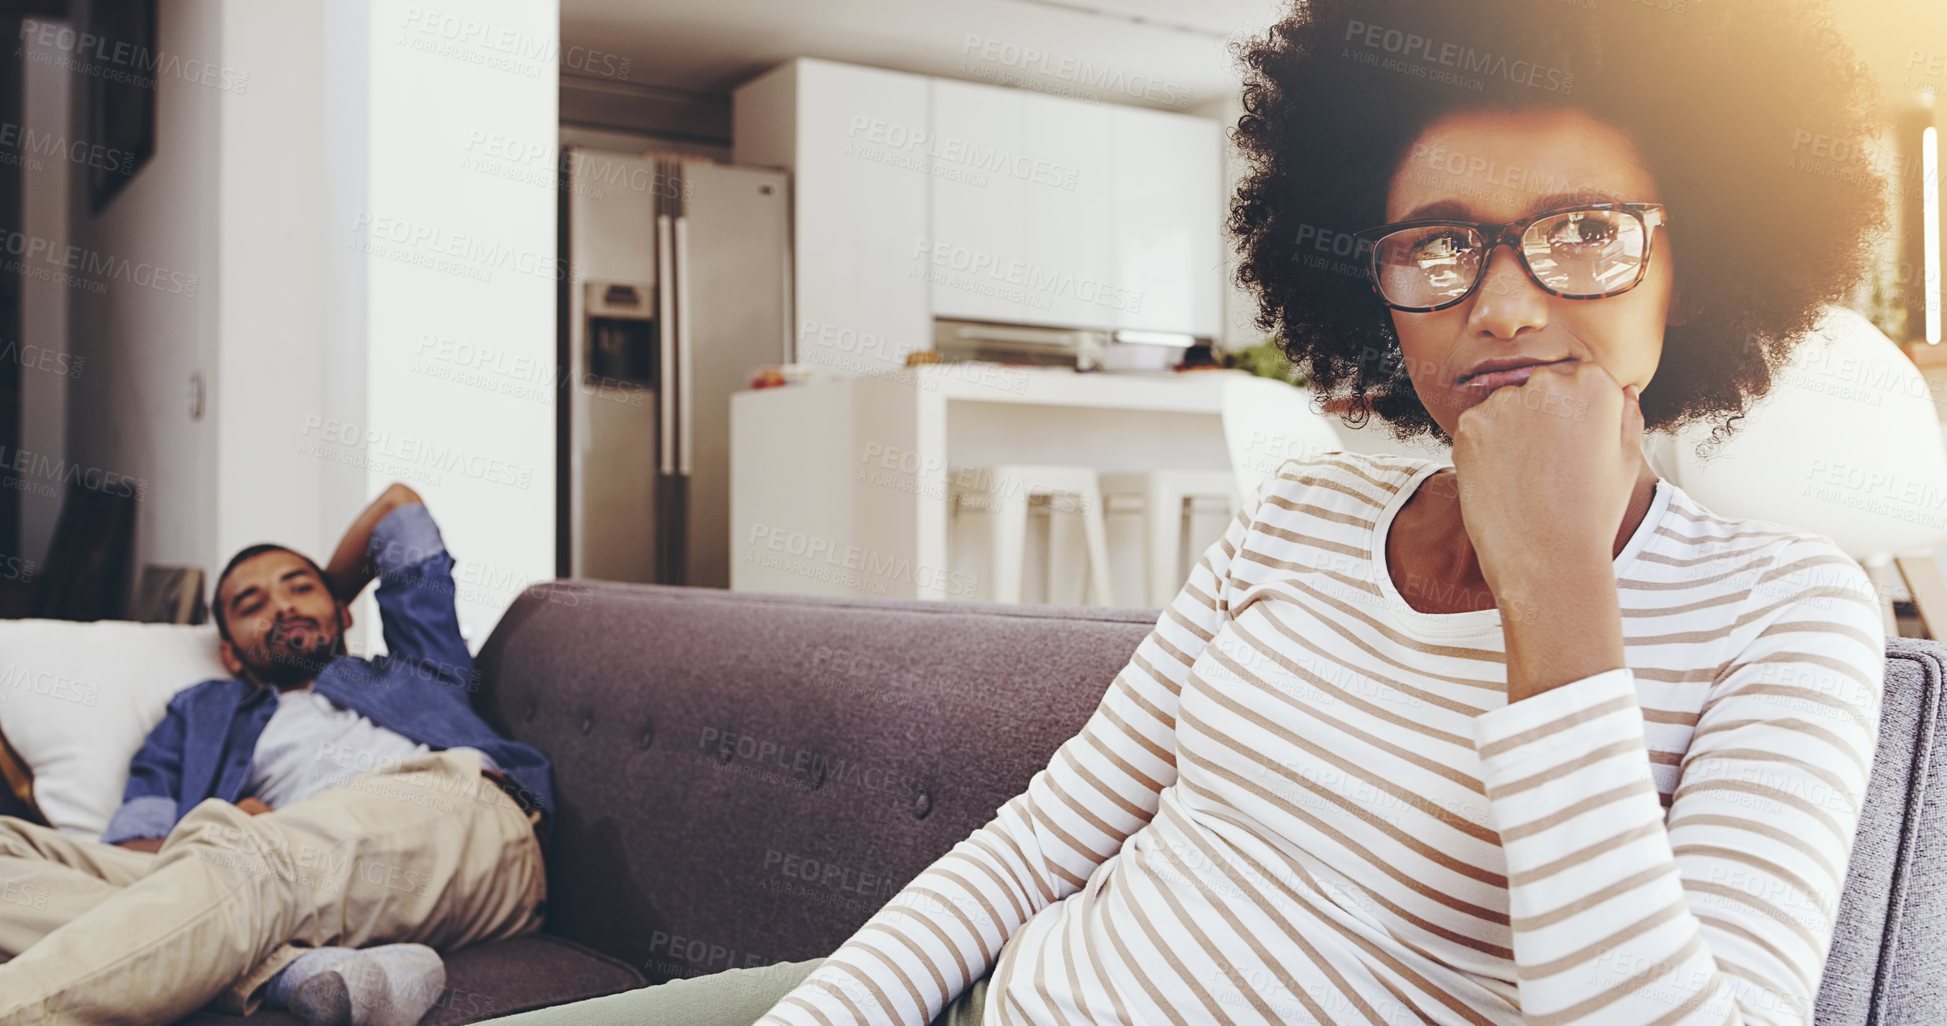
[245,619,346,688]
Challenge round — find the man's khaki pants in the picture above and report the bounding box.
[0,749,546,1025]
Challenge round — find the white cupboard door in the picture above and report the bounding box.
[1024,93,1117,330]
[792,60,932,375]
[928,79,1034,324]
[1109,105,1224,337]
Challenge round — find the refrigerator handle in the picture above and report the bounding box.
[674,216,695,477]
[656,214,677,476]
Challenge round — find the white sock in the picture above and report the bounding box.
[278,943,447,1026]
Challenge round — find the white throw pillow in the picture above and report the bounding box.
[0,619,227,840]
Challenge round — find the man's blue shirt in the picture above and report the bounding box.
[100,504,553,844]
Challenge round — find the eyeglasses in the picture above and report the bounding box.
[1352,202,1669,313]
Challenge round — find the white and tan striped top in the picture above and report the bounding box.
[760,451,1886,1026]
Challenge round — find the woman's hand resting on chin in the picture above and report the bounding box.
[1451,360,1644,598]
[1450,361,1648,700]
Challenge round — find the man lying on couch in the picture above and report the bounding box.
[0,483,552,1026]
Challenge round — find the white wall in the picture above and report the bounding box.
[213,0,327,571]
[38,0,556,646]
[61,0,222,588]
[19,31,74,567]
[326,0,561,647]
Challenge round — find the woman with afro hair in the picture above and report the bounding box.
[500,2,1896,1024]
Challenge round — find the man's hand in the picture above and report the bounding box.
[115,837,164,854]
[236,797,272,816]
[323,483,425,603]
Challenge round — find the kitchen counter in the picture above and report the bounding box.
[729,366,1242,601]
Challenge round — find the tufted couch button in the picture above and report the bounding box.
[913,790,932,820]
[718,745,734,765]
[808,763,826,791]
[636,724,655,749]
[523,701,538,722]
[579,714,593,735]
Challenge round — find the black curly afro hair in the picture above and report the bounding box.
[1231,0,1889,444]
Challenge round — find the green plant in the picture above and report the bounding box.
[1223,338,1308,386]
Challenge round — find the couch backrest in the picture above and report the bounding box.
[474,583,1945,1025]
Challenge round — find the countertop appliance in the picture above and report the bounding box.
[562,147,790,587]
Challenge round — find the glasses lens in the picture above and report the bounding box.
[1521,209,1647,297]
[1373,226,1483,309]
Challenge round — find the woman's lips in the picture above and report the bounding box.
[1460,358,1577,393]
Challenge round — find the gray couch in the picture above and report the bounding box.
[202,581,1947,1023]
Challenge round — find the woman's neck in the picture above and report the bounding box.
[1388,458,1660,614]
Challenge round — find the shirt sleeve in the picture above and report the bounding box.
[1471,538,1884,1026]
[100,698,192,844]
[756,481,1266,1026]
[367,503,475,680]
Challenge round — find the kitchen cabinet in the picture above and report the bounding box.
[1109,104,1223,337]
[735,58,1223,364]
[927,78,1216,336]
[1025,90,1119,330]
[734,59,932,378]
[927,80,1032,325]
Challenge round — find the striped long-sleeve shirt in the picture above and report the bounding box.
[760,451,1886,1026]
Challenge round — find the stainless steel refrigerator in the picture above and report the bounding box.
[561,148,790,587]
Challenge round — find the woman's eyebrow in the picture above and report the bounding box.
[1397,199,1473,221]
[1526,189,1622,214]
[1397,189,1630,223]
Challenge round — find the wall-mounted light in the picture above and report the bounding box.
[1925,124,1940,345]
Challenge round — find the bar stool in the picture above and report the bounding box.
[1099,470,1241,607]
[948,465,1114,605]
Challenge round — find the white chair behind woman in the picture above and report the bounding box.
[1647,306,1947,635]
[1220,376,1349,502]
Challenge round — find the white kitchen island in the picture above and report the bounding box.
[729,365,1244,602]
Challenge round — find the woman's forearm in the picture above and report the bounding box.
[1495,552,1626,703]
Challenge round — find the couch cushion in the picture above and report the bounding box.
[0,619,226,838]
[471,582,1160,980]
[175,934,646,1025]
